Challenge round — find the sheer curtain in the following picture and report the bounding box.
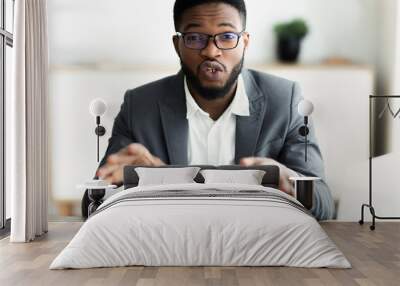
[9,0,49,242]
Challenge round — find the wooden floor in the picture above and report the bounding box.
[0,222,399,286]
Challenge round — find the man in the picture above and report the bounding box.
[82,0,334,220]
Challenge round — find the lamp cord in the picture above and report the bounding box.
[96,116,101,163]
[97,124,100,163]
[304,116,308,162]
[305,131,308,162]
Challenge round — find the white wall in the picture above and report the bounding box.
[48,0,378,66]
[48,0,382,220]
[48,69,173,201]
[49,65,374,222]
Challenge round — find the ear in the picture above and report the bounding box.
[173,35,181,57]
[242,32,250,50]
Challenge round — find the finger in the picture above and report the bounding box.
[103,170,123,185]
[110,154,153,167]
[101,154,153,179]
[131,155,153,166]
[107,154,145,166]
[144,152,158,166]
[240,157,269,166]
[146,154,165,166]
[127,144,159,165]
[102,157,153,184]
[107,145,152,165]
[239,157,254,166]
[152,156,166,166]
[131,145,167,167]
[102,164,124,184]
[109,143,148,161]
[97,163,120,179]
[104,151,158,175]
[127,143,150,157]
[107,145,142,164]
[115,144,136,156]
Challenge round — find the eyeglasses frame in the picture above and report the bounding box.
[176,30,246,50]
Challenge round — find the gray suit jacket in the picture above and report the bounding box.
[99,69,334,220]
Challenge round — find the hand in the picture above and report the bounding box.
[97,143,165,184]
[240,157,296,196]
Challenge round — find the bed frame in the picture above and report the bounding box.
[87,165,280,216]
[123,165,280,189]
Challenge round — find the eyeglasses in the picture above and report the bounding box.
[176,31,245,50]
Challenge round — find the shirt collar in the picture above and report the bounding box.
[184,75,250,119]
[184,79,206,118]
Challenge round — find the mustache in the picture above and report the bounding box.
[179,56,244,101]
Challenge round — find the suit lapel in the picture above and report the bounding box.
[234,69,267,164]
[158,71,189,165]
[158,69,267,165]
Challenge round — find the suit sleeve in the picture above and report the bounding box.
[277,82,335,220]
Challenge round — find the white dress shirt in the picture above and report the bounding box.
[185,75,250,165]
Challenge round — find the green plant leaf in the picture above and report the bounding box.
[274,18,309,39]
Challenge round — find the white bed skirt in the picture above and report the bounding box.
[50,183,351,269]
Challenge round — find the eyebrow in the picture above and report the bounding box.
[182,22,238,31]
[182,23,201,31]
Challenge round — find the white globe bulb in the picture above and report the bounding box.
[298,99,314,116]
[89,98,107,117]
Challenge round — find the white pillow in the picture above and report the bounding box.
[135,167,201,186]
[200,169,266,185]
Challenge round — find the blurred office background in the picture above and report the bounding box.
[46,0,400,220]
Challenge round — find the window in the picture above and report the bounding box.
[0,0,14,234]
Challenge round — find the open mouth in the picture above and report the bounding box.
[201,61,224,72]
[199,61,225,80]
[206,67,218,73]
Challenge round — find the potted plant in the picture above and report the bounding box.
[274,19,309,63]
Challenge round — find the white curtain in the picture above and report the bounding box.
[9,0,49,242]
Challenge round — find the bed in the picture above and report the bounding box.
[50,165,350,269]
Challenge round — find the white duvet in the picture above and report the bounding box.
[50,183,351,269]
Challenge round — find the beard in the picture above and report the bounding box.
[180,56,244,101]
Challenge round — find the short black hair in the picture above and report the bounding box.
[173,0,247,32]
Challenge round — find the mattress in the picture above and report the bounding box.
[50,183,351,269]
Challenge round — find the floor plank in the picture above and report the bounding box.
[0,222,399,286]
